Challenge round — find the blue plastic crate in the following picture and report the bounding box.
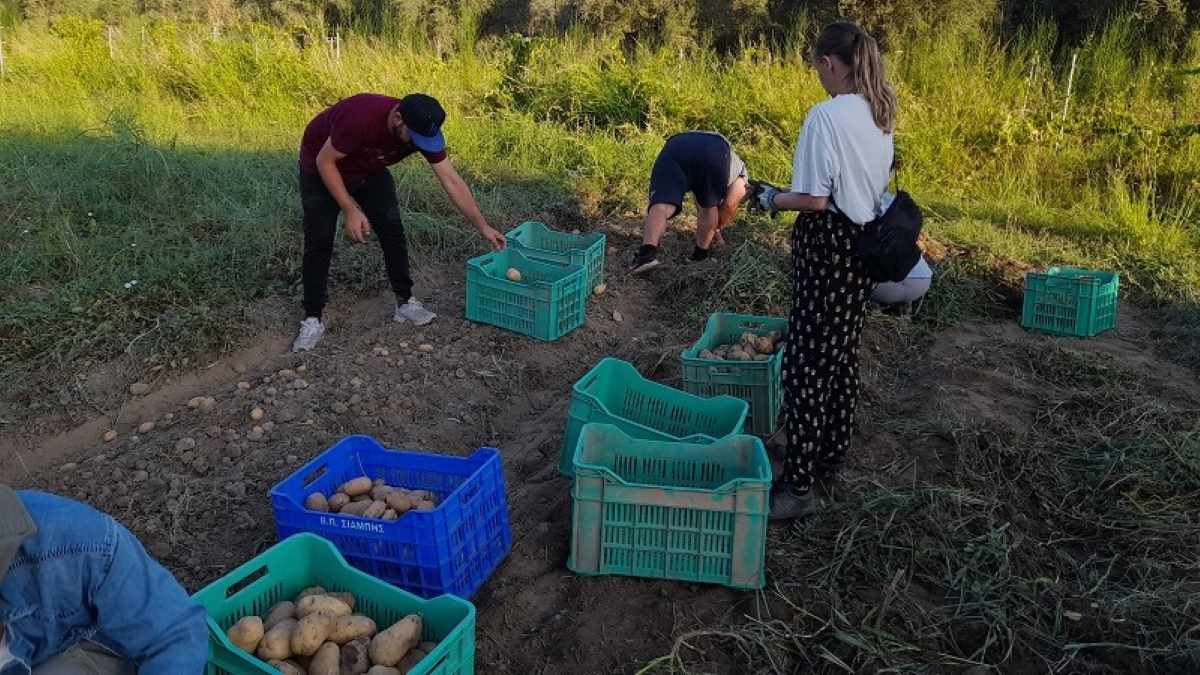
[269,436,511,599]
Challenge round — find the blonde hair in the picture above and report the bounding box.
[815,22,897,134]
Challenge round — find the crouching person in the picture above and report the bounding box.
[0,485,208,674]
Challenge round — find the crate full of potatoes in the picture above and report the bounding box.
[270,436,511,600]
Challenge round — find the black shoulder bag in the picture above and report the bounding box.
[841,167,924,283]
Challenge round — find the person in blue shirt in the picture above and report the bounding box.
[0,485,208,674]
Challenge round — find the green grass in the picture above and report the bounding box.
[0,15,1198,369]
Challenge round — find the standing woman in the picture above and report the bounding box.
[755,22,897,519]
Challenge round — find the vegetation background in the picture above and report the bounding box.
[0,0,1197,367]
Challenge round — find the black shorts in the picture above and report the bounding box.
[648,132,735,218]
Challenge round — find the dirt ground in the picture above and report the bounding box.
[2,231,1198,673]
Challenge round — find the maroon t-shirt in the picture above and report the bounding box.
[298,93,447,179]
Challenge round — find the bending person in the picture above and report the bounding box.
[631,131,749,274]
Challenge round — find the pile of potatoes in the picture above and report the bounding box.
[225,586,437,675]
[304,477,437,520]
[698,331,783,362]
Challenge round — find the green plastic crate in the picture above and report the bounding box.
[558,358,749,476]
[465,247,587,342]
[193,534,475,675]
[1021,267,1119,337]
[568,423,770,589]
[505,220,607,290]
[681,313,786,436]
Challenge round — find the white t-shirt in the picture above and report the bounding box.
[790,94,895,225]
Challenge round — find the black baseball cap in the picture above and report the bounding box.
[399,93,446,153]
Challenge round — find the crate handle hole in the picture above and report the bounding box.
[301,464,329,488]
[225,564,268,599]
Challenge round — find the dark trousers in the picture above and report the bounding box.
[300,170,413,318]
[781,209,875,493]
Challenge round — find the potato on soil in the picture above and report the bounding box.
[226,616,264,653]
[395,648,427,672]
[328,493,351,512]
[290,612,335,656]
[296,586,327,601]
[264,601,297,630]
[340,637,372,674]
[308,641,340,675]
[330,592,356,611]
[340,500,372,516]
[340,476,373,497]
[269,660,305,675]
[369,614,423,666]
[296,595,352,619]
[329,615,376,644]
[256,618,297,661]
[364,500,388,519]
[305,492,330,513]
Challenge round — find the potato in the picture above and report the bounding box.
[364,500,388,519]
[418,641,437,653]
[296,586,326,601]
[740,332,757,347]
[340,500,372,516]
[728,348,751,362]
[296,595,352,619]
[256,618,297,661]
[340,476,373,497]
[698,349,717,360]
[328,493,351,512]
[352,494,373,503]
[305,492,329,513]
[329,615,376,644]
[754,354,769,361]
[264,601,297,630]
[340,637,372,675]
[373,477,387,487]
[330,592,356,612]
[415,500,435,512]
[290,612,334,656]
[269,660,305,675]
[308,641,340,675]
[384,492,415,513]
[395,648,427,672]
[226,616,264,653]
[505,267,522,282]
[367,667,402,675]
[754,336,775,354]
[593,283,607,296]
[382,508,399,521]
[369,615,423,667]
[370,484,395,501]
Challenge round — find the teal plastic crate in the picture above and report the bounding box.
[1021,267,1119,337]
[193,534,475,675]
[465,247,587,342]
[568,423,770,589]
[558,358,749,476]
[505,220,607,290]
[681,313,786,436]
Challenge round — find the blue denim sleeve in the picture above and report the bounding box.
[91,519,209,674]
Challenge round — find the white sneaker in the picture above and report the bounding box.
[393,298,436,326]
[291,317,325,352]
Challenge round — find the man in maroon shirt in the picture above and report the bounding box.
[292,92,506,352]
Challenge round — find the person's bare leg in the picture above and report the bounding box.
[694,206,720,250]
[710,178,747,250]
[641,203,675,246]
